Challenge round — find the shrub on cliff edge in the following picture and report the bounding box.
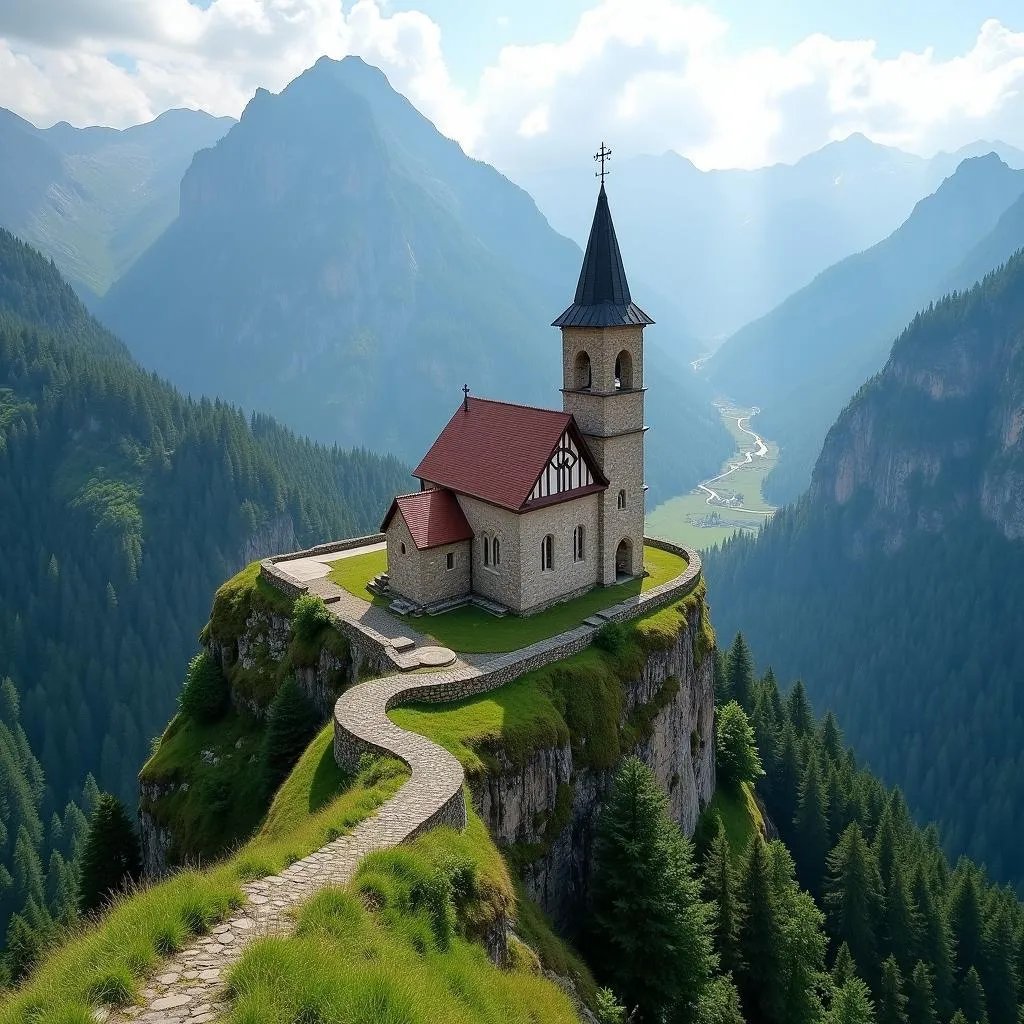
[261,677,317,796]
[179,651,229,723]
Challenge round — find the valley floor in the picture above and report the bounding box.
[647,402,777,550]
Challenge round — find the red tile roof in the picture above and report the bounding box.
[413,397,606,511]
[380,489,474,550]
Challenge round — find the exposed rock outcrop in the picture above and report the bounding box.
[472,597,715,934]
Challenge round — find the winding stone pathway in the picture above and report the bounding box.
[106,543,701,1023]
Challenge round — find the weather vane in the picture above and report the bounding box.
[594,142,611,185]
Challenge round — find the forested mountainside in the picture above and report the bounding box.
[0,229,407,820]
[706,252,1024,892]
[99,56,729,505]
[0,107,233,298]
[707,154,1024,505]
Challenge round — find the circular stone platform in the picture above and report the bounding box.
[410,646,457,668]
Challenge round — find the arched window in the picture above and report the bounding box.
[574,350,592,390]
[492,537,501,566]
[482,533,490,566]
[541,534,554,571]
[617,489,626,510]
[614,349,634,390]
[573,525,585,562]
[400,542,406,555]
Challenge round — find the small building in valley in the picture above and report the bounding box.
[380,167,652,616]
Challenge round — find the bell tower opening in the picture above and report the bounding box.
[614,350,633,390]
[552,150,654,588]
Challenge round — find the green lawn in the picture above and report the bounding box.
[328,543,688,654]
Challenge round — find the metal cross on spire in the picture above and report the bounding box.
[594,142,611,185]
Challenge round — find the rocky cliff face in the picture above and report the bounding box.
[470,599,716,934]
[809,253,1024,553]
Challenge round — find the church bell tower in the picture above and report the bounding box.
[553,144,652,586]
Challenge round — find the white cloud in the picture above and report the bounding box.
[2,0,1024,174]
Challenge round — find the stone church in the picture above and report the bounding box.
[380,175,652,616]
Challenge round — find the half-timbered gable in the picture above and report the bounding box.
[527,426,597,502]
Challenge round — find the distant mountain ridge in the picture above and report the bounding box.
[0,106,234,297]
[100,55,730,504]
[707,154,1024,504]
[522,134,1024,343]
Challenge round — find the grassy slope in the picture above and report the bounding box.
[696,782,766,863]
[329,544,688,653]
[391,583,712,779]
[221,799,589,1024]
[0,728,407,1023]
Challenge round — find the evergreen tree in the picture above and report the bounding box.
[826,979,877,1024]
[959,966,988,1024]
[178,651,229,723]
[714,648,731,706]
[981,904,1020,1024]
[825,823,884,987]
[793,749,830,898]
[950,870,986,980]
[715,702,764,792]
[702,821,744,977]
[820,712,844,763]
[785,680,814,736]
[694,974,745,1024]
[726,633,755,711]
[906,962,939,1024]
[911,864,955,1019]
[590,756,716,1023]
[833,943,857,987]
[736,835,783,1023]
[882,866,920,974]
[77,794,141,914]
[2,910,41,982]
[260,677,317,795]
[774,723,802,846]
[878,956,909,1024]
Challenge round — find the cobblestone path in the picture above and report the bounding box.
[106,545,701,1023]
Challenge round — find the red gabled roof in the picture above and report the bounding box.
[413,396,607,511]
[380,489,474,550]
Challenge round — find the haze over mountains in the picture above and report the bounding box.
[522,136,1024,342]
[98,56,729,504]
[708,154,1024,503]
[0,107,234,298]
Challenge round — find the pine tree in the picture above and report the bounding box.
[774,723,802,846]
[260,677,317,795]
[589,756,715,1023]
[906,962,939,1024]
[178,651,229,723]
[695,974,745,1024]
[826,979,877,1024]
[980,904,1019,1024]
[958,966,988,1024]
[2,910,41,982]
[833,943,857,988]
[715,702,764,792]
[819,712,844,763]
[726,633,755,711]
[911,864,955,1019]
[882,866,920,973]
[785,680,814,736]
[877,956,909,1024]
[793,749,830,898]
[714,648,731,706]
[949,870,986,980]
[825,823,884,987]
[702,821,744,977]
[735,835,783,1023]
[77,793,141,914]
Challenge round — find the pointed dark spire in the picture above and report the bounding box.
[553,182,653,328]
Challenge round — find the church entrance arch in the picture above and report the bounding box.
[615,538,633,578]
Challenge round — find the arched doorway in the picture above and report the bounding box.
[615,538,633,578]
